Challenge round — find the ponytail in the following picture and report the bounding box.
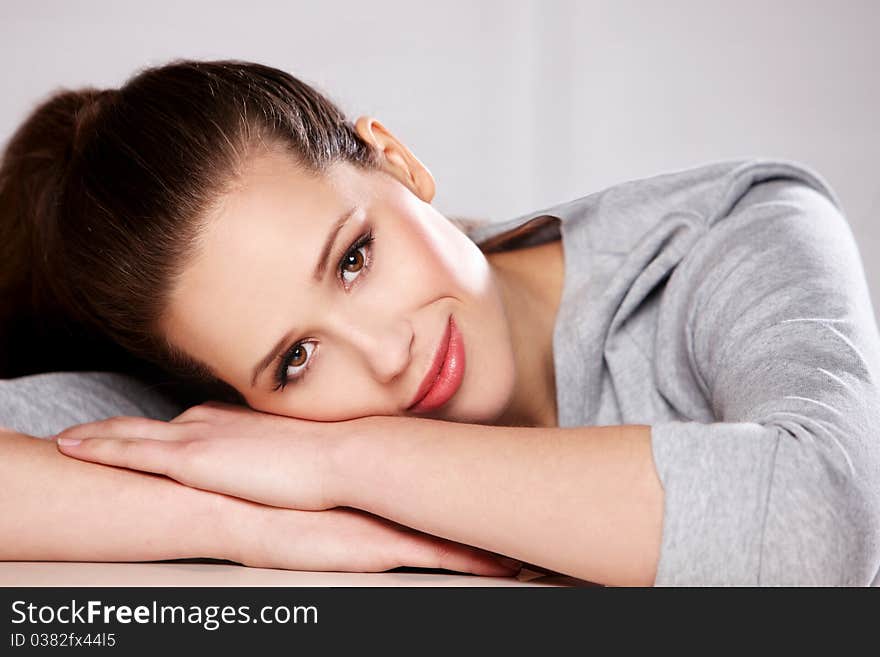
[0,87,159,381]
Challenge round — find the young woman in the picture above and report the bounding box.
[2,59,878,586]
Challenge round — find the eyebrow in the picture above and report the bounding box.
[250,205,359,388]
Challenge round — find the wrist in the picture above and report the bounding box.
[184,487,246,562]
[329,415,409,512]
[328,416,389,510]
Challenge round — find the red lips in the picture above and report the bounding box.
[407,315,453,410]
[407,314,466,414]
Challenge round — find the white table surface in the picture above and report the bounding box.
[0,562,592,587]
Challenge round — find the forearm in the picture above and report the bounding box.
[0,430,229,562]
[337,418,663,586]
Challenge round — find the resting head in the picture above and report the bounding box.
[0,59,545,425]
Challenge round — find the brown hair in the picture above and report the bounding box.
[0,59,384,404]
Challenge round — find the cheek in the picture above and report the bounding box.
[396,212,491,297]
[248,379,379,422]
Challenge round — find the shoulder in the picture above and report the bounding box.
[0,371,184,438]
[656,169,877,398]
[688,175,861,299]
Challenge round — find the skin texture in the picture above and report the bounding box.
[1,427,521,576]
[160,117,565,428]
[52,403,661,585]
[51,117,665,585]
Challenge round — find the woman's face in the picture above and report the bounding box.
[160,120,518,424]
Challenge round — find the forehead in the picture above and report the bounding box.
[160,150,362,383]
[209,148,337,239]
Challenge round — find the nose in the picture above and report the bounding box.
[342,316,413,384]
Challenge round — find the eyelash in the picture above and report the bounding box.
[272,229,376,392]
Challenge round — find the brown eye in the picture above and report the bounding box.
[337,230,374,288]
[342,248,365,274]
[278,340,317,389]
[289,344,308,367]
[339,238,372,285]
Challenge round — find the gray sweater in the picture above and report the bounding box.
[3,158,878,585]
[466,158,880,586]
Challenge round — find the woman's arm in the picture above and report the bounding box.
[335,419,663,587]
[48,402,661,584]
[2,428,519,576]
[646,181,880,586]
[345,181,880,587]
[0,429,227,562]
[45,180,880,586]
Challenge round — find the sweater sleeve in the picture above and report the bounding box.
[650,179,880,586]
[0,371,184,438]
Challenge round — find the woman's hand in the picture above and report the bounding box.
[52,401,354,511]
[221,500,521,576]
[51,403,522,576]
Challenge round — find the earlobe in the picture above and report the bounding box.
[353,115,435,203]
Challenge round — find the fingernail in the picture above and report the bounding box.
[496,557,523,572]
[57,437,82,446]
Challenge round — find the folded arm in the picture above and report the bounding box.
[649,180,880,585]
[0,428,227,563]
[45,181,880,585]
[336,419,662,586]
[337,181,880,587]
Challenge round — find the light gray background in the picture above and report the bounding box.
[3,0,878,322]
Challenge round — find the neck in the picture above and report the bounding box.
[486,240,564,428]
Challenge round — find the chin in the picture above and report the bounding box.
[450,393,514,426]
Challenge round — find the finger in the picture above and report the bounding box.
[411,536,523,577]
[305,509,525,576]
[341,511,524,577]
[55,436,180,478]
[54,416,183,442]
[55,435,300,508]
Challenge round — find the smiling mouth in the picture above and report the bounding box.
[407,314,465,414]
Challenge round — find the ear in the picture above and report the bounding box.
[354,116,436,203]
